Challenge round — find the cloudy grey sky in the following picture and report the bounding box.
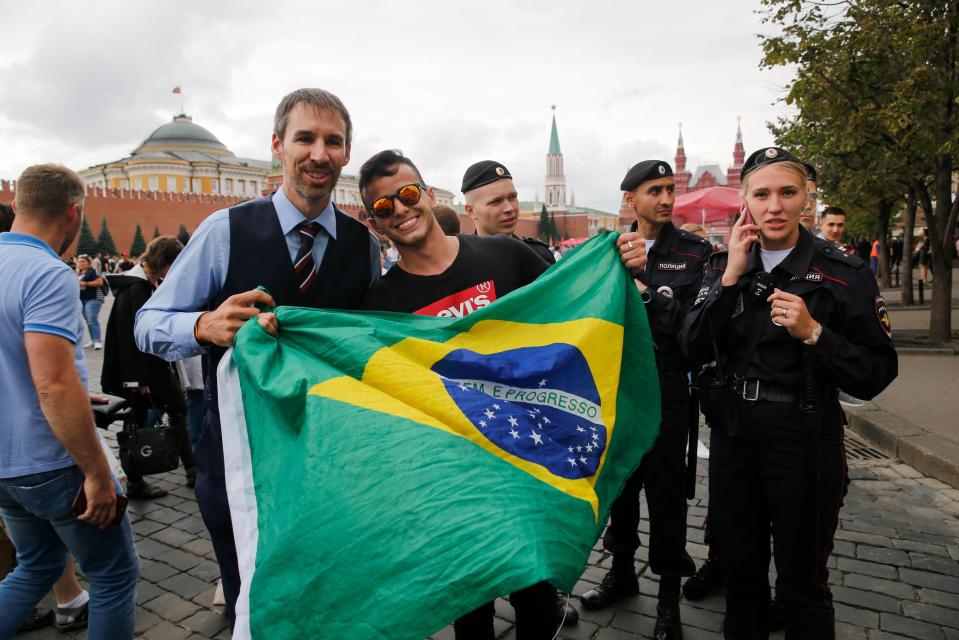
[0,0,794,213]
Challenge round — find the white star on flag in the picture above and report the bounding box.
[509,429,520,439]
[542,417,551,424]
[538,378,548,387]
[457,383,468,391]
[484,408,495,419]
[530,432,543,445]
[576,426,585,433]
[579,456,587,465]
[507,416,519,427]
[493,404,501,410]
[567,458,577,467]
[479,420,487,428]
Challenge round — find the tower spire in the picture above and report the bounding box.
[728,116,746,188]
[678,122,684,149]
[545,105,566,209]
[735,116,743,144]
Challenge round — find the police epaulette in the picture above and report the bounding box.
[677,228,711,246]
[819,244,865,269]
[521,236,550,248]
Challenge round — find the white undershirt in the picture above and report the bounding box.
[644,239,656,253]
[760,246,794,272]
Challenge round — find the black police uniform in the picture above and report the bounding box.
[681,227,897,638]
[518,236,556,265]
[602,220,707,573]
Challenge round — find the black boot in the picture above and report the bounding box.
[556,592,579,626]
[654,577,682,640]
[579,560,638,610]
[768,597,786,631]
[682,555,723,601]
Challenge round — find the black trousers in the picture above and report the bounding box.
[194,406,240,623]
[603,370,695,578]
[710,399,847,640]
[454,581,558,640]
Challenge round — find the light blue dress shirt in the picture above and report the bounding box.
[135,188,380,361]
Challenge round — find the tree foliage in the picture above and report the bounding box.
[759,0,959,341]
[539,204,550,243]
[152,226,161,239]
[96,217,118,256]
[76,217,97,255]
[177,224,190,245]
[130,223,146,257]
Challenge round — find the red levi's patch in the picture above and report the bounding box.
[414,280,498,318]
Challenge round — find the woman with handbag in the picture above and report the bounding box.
[101,236,196,499]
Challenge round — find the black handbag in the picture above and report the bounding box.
[116,408,181,476]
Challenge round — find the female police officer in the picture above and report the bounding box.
[680,147,897,639]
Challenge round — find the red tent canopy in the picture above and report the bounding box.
[559,237,588,248]
[673,186,742,225]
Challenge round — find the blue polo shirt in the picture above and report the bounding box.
[0,232,88,479]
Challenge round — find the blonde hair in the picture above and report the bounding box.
[680,223,707,237]
[740,160,808,198]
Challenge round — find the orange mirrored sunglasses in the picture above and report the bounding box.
[369,183,426,218]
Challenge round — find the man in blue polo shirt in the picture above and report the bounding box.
[0,164,138,640]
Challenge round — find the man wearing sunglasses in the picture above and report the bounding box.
[356,150,577,637]
[462,161,556,265]
[135,88,380,623]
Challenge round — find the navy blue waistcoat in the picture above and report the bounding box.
[206,196,372,406]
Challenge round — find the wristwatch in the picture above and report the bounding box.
[802,323,822,346]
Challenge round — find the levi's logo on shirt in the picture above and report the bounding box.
[414,280,498,317]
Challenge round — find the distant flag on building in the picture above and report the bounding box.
[172,86,181,95]
[218,232,663,639]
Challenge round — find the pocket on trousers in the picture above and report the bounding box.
[9,468,79,521]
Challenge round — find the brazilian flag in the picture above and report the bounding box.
[219,231,661,639]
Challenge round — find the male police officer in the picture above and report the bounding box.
[462,161,555,264]
[799,163,818,231]
[581,161,708,639]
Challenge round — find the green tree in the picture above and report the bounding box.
[152,226,161,239]
[76,217,97,255]
[538,204,549,243]
[130,224,146,256]
[759,0,958,341]
[177,224,190,245]
[548,212,558,245]
[96,217,118,256]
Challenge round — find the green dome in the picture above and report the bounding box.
[136,114,230,155]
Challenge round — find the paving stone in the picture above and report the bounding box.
[902,601,959,629]
[181,538,215,558]
[134,607,162,634]
[136,537,175,560]
[844,573,916,600]
[133,518,168,537]
[609,609,654,634]
[139,558,180,583]
[837,557,900,580]
[918,587,959,609]
[158,573,215,599]
[678,603,725,632]
[142,620,192,640]
[832,586,902,614]
[146,507,188,526]
[137,579,167,605]
[900,568,959,594]
[555,619,599,639]
[880,612,947,640]
[909,553,959,577]
[180,610,229,636]
[858,545,911,566]
[143,592,202,623]
[172,515,208,535]
[155,548,204,572]
[893,539,952,558]
[834,602,879,628]
[150,526,198,549]
[187,559,221,582]
[835,529,895,548]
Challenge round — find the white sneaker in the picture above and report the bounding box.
[213,579,226,606]
[93,342,103,350]
[83,341,94,349]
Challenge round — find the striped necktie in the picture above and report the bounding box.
[294,221,321,294]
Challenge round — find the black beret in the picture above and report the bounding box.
[461,160,512,193]
[620,160,672,192]
[802,162,817,183]
[740,147,801,180]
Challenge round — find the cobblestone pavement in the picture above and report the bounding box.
[15,340,959,639]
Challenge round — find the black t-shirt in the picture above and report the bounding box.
[360,234,549,316]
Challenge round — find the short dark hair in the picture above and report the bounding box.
[0,202,14,232]
[433,205,461,235]
[358,150,425,208]
[141,236,183,275]
[274,88,352,145]
[15,164,85,221]
[822,206,846,218]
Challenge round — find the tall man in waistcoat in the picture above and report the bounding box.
[135,89,380,622]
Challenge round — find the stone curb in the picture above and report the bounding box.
[845,402,959,489]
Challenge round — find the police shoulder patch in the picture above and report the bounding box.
[875,296,892,338]
[693,285,710,307]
